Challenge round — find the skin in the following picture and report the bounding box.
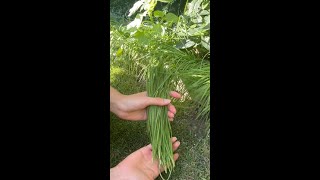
[110,86,181,121]
[110,86,182,180]
[110,137,180,180]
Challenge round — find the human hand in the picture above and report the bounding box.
[110,88,181,121]
[110,137,180,180]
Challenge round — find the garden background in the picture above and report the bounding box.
[110,0,211,179]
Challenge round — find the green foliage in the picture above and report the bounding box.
[110,0,210,131]
[175,0,210,56]
[124,0,210,59]
[110,1,210,179]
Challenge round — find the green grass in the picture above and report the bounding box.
[110,65,210,179]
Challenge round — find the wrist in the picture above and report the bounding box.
[110,94,123,115]
[110,166,121,180]
[110,87,126,117]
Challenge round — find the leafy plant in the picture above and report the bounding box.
[110,0,211,152]
[175,0,210,57]
[110,1,210,178]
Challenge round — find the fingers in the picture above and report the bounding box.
[171,137,180,152]
[145,137,180,164]
[169,91,182,99]
[146,137,177,150]
[173,153,179,161]
[168,92,179,121]
[146,144,152,150]
[143,91,181,99]
[168,111,174,120]
[168,103,176,121]
[172,138,180,163]
[146,98,176,121]
[172,141,180,152]
[171,137,177,143]
[145,91,181,106]
[168,104,176,114]
[146,97,171,106]
[143,92,178,121]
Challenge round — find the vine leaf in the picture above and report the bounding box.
[199,10,209,16]
[164,13,179,23]
[186,0,203,16]
[175,39,196,49]
[204,15,210,24]
[201,36,210,51]
[152,24,165,36]
[133,31,150,45]
[154,10,165,18]
[187,27,206,36]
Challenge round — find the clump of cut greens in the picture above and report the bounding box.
[146,60,175,180]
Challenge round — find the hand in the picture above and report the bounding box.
[110,137,180,180]
[110,87,181,121]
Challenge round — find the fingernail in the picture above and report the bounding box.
[163,99,171,104]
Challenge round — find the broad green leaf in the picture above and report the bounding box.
[175,39,196,49]
[199,10,209,16]
[164,13,179,23]
[154,10,165,18]
[187,0,203,16]
[204,15,210,24]
[187,27,206,36]
[183,40,196,49]
[133,31,150,45]
[152,24,165,36]
[201,23,210,31]
[186,2,193,16]
[193,0,203,13]
[201,36,210,51]
[191,15,202,23]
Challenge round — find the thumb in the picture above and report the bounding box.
[146,97,171,106]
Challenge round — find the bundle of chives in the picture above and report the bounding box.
[146,62,175,179]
